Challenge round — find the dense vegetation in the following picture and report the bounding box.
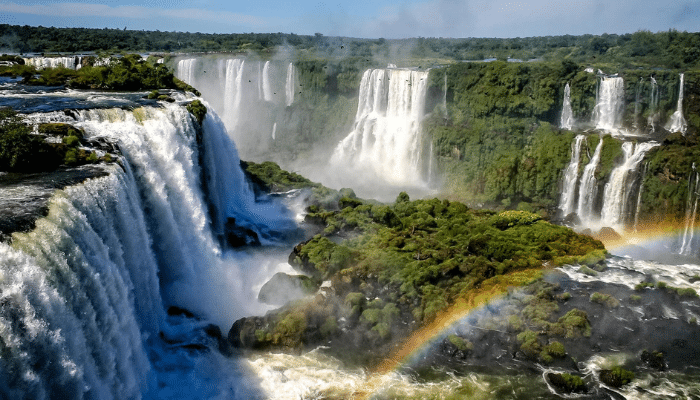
[2,24,700,70]
[0,53,200,93]
[229,166,605,359]
[0,108,110,172]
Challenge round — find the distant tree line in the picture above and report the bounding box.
[1,24,699,69]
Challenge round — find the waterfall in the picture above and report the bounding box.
[272,122,277,139]
[262,61,273,102]
[593,76,624,132]
[285,63,296,107]
[558,134,586,216]
[330,68,430,185]
[0,102,292,398]
[666,73,688,135]
[176,58,198,89]
[680,164,699,256]
[23,56,80,70]
[560,83,575,130]
[576,137,604,225]
[174,57,286,157]
[600,141,659,230]
[223,59,246,139]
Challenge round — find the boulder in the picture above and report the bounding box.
[258,272,319,305]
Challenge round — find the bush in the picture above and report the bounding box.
[590,292,620,308]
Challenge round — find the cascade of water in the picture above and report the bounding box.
[272,122,277,139]
[0,102,292,398]
[559,135,586,216]
[680,164,699,255]
[560,83,575,130]
[600,141,659,230]
[667,73,688,135]
[262,61,273,102]
[223,59,246,137]
[23,56,80,70]
[330,68,429,185]
[176,58,198,89]
[648,77,659,131]
[593,76,624,132]
[0,168,154,399]
[285,62,295,107]
[576,137,604,225]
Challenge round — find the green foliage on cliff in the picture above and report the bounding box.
[0,54,200,93]
[292,192,604,328]
[0,109,110,172]
[185,100,207,124]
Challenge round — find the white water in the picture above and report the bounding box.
[576,137,604,225]
[593,76,625,132]
[558,134,585,217]
[648,76,659,132]
[330,68,430,187]
[262,61,273,102]
[600,141,659,231]
[560,83,574,130]
[175,57,287,157]
[23,56,82,70]
[0,102,297,398]
[667,73,688,135]
[285,62,296,107]
[680,164,699,256]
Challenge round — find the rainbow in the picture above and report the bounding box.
[356,267,544,398]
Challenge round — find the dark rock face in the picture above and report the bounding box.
[224,217,260,247]
[258,272,319,305]
[0,167,108,242]
[641,350,666,371]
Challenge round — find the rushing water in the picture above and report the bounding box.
[666,73,688,135]
[330,68,430,188]
[593,76,625,132]
[560,82,574,130]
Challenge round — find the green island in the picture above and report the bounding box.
[231,161,606,366]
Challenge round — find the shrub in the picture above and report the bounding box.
[590,292,620,308]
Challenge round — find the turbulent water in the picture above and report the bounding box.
[175,57,296,157]
[331,68,430,187]
[0,95,297,398]
[558,134,585,217]
[593,76,625,132]
[3,61,700,399]
[576,137,604,226]
[560,82,574,130]
[666,73,688,135]
[600,141,659,231]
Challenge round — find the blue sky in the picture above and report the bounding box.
[0,0,698,39]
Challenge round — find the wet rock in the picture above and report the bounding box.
[224,217,260,247]
[167,306,197,319]
[599,367,635,388]
[595,227,622,241]
[546,372,587,394]
[641,350,666,371]
[258,272,320,305]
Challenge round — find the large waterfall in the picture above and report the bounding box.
[599,141,658,230]
[680,164,700,256]
[175,58,293,157]
[23,56,83,70]
[593,76,624,132]
[558,134,585,216]
[576,137,604,226]
[560,83,575,130]
[0,102,292,398]
[330,68,430,186]
[667,73,688,135]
